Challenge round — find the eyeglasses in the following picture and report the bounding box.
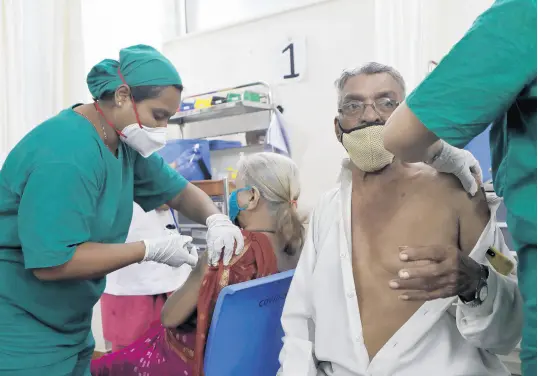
[339,98,400,119]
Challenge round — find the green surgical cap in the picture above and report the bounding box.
[87,44,182,99]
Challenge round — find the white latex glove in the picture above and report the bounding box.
[142,234,198,267]
[430,141,483,196]
[206,213,245,266]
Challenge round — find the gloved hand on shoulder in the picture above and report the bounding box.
[206,213,244,266]
[429,140,483,196]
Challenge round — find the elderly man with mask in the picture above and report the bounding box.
[278,63,522,376]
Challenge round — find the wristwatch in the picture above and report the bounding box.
[460,264,489,307]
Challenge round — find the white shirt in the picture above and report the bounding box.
[279,160,522,376]
[104,203,192,296]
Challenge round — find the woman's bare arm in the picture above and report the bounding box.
[32,242,146,281]
[161,252,209,328]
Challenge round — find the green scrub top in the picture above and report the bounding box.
[405,0,537,373]
[0,106,188,372]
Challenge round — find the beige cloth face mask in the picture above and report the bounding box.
[341,125,394,172]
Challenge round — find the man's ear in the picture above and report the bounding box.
[334,117,343,142]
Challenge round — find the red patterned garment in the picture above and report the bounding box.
[91,230,278,376]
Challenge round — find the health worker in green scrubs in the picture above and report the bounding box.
[0,45,243,375]
[383,0,537,374]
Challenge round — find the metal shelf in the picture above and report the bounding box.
[168,82,274,139]
[169,100,273,125]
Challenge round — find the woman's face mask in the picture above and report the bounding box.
[94,94,170,158]
[120,122,167,158]
[120,100,167,158]
[228,186,252,223]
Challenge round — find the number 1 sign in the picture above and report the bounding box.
[277,37,306,84]
[282,43,300,79]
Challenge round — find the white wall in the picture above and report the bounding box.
[163,0,493,209]
[186,0,331,33]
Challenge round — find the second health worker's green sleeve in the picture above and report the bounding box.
[406,0,537,148]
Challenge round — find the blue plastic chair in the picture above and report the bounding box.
[203,269,295,376]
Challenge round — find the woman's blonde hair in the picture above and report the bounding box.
[237,152,305,255]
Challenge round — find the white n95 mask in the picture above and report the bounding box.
[120,124,167,158]
[341,125,394,172]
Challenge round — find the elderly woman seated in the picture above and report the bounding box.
[91,152,305,376]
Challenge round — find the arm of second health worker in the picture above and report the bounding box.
[278,211,319,376]
[456,228,523,355]
[384,0,537,160]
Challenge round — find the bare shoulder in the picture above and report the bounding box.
[406,163,489,219]
[408,163,473,194]
[402,163,452,194]
[413,163,490,226]
[405,162,456,189]
[402,163,490,252]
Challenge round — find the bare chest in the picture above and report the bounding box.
[350,186,458,275]
[349,182,459,359]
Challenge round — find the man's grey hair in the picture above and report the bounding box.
[335,62,406,108]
